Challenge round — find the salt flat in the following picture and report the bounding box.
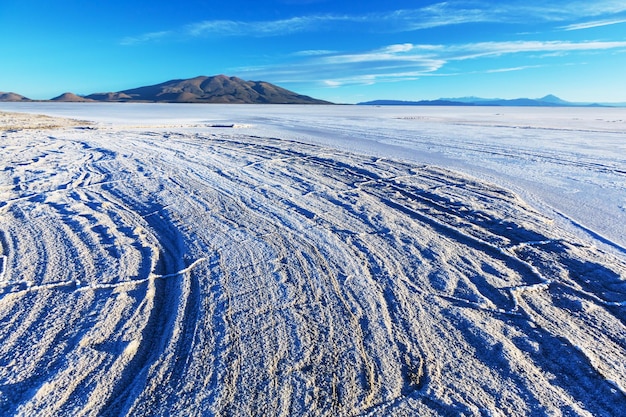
[0,104,624,416]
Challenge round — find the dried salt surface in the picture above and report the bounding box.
[0,109,624,416]
[0,111,90,130]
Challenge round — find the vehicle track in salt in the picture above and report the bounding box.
[0,123,624,416]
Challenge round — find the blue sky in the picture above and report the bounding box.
[2,0,626,103]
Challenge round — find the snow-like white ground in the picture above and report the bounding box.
[0,104,624,416]
[4,103,625,252]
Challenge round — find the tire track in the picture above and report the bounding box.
[0,125,624,416]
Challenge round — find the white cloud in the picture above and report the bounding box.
[486,65,543,73]
[377,1,626,31]
[314,43,441,68]
[184,20,242,37]
[293,50,337,56]
[388,3,496,31]
[561,18,626,31]
[122,1,626,45]
[451,40,626,60]
[309,40,626,71]
[570,0,626,15]
[323,80,342,87]
[480,1,626,23]
[320,71,426,88]
[120,31,172,46]
[184,15,349,38]
[381,44,414,53]
[234,38,626,89]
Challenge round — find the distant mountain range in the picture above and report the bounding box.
[2,83,625,107]
[358,94,626,107]
[0,75,331,104]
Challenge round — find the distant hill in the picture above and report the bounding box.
[51,92,94,102]
[85,92,133,101]
[86,75,331,104]
[359,99,470,106]
[2,75,330,104]
[0,92,31,102]
[537,94,570,105]
[358,95,615,107]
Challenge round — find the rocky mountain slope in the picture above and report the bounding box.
[51,92,94,102]
[89,75,331,104]
[1,75,331,104]
[0,92,30,101]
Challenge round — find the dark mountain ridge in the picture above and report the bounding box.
[88,75,331,104]
[0,92,31,102]
[1,75,331,104]
[51,92,94,102]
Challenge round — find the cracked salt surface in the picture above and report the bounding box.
[0,105,624,416]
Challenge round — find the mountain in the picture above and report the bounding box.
[85,92,133,101]
[51,92,95,102]
[360,99,470,106]
[86,75,331,104]
[358,95,616,107]
[538,94,569,105]
[439,96,498,103]
[0,92,31,102]
[476,95,575,107]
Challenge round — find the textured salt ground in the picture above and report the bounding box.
[0,113,624,416]
[3,103,624,253]
[0,111,89,130]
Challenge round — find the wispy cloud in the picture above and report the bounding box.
[292,50,337,56]
[234,39,626,88]
[561,18,626,31]
[381,44,415,53]
[383,4,494,31]
[121,31,173,46]
[184,15,350,38]
[486,65,544,73]
[121,5,488,45]
[323,80,342,87]
[321,71,428,88]
[314,45,446,72]
[488,1,626,23]
[570,0,626,15]
[317,40,626,67]
[450,40,626,60]
[121,1,626,44]
[365,1,626,32]
[121,16,344,45]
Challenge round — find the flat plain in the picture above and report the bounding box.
[0,104,624,416]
